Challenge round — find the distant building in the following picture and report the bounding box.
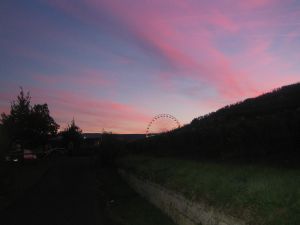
[82,133,101,147]
[111,134,146,142]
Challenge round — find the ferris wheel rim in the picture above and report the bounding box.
[146,114,180,138]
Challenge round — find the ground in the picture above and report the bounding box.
[97,168,176,225]
[117,155,300,225]
[0,156,112,225]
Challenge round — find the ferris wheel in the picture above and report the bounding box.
[146,114,181,138]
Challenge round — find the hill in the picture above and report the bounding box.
[132,82,300,164]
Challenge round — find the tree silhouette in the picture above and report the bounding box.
[0,88,59,149]
[60,118,83,151]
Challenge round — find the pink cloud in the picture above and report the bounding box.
[84,1,262,98]
[3,0,300,133]
[30,88,151,133]
[238,0,280,9]
[33,69,114,87]
[0,86,152,133]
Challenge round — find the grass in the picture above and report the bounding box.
[97,168,176,225]
[117,155,300,225]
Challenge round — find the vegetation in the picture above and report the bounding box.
[130,83,300,164]
[118,155,300,225]
[0,89,58,198]
[97,167,176,225]
[115,83,300,224]
[60,118,83,151]
[0,88,59,150]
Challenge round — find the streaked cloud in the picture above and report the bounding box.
[1,0,300,132]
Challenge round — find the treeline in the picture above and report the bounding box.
[129,83,300,164]
[0,88,84,156]
[1,89,59,150]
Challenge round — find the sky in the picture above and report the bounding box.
[1,0,300,133]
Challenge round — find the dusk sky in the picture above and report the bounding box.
[1,0,300,133]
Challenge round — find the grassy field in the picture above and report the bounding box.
[117,155,300,225]
[97,168,176,225]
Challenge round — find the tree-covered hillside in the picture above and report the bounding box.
[132,83,300,164]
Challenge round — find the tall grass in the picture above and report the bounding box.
[117,155,300,225]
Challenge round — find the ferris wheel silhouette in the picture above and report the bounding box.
[146,114,181,138]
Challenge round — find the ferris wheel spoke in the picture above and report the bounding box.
[146,114,180,138]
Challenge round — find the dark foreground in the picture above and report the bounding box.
[0,156,112,225]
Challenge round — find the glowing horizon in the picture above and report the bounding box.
[1,0,300,133]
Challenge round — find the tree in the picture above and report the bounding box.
[60,119,83,151]
[30,104,59,145]
[0,88,59,149]
[1,88,31,147]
